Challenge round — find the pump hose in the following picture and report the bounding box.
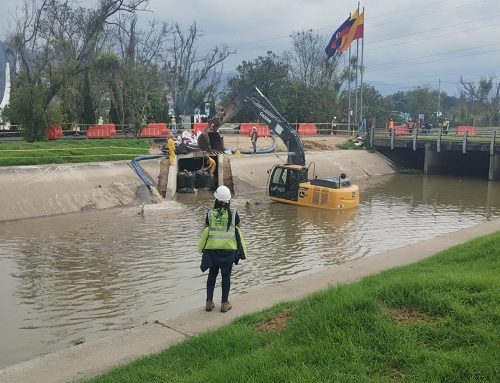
[130,154,165,188]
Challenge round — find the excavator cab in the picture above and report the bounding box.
[268,165,309,201]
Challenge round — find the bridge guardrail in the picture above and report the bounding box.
[370,126,499,153]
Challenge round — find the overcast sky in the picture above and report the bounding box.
[1,0,499,95]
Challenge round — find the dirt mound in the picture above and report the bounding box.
[303,140,335,150]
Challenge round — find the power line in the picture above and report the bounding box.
[226,0,493,51]
[364,47,500,74]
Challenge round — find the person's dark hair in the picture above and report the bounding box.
[214,199,232,231]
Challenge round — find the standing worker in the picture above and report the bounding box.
[442,119,450,135]
[166,132,176,165]
[330,116,337,135]
[198,185,243,313]
[250,126,258,154]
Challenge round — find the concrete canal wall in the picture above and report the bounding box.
[0,150,396,221]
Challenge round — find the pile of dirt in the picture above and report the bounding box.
[303,140,336,151]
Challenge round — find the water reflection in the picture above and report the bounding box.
[0,174,499,368]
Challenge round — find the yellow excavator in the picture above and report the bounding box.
[198,85,359,210]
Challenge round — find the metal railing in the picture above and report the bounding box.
[370,126,499,153]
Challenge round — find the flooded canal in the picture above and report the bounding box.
[0,174,499,368]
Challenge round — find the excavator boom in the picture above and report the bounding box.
[197,85,305,166]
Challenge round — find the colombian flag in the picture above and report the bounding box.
[325,16,354,59]
[339,10,364,52]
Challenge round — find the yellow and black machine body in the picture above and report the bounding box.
[268,165,359,210]
[199,85,359,210]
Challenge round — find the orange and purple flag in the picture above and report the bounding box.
[325,16,355,59]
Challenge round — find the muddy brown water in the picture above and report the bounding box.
[0,174,499,368]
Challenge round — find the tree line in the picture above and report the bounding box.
[1,0,498,141]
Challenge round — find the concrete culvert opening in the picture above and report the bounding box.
[177,156,218,193]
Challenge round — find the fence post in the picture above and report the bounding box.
[437,128,442,153]
[491,130,496,155]
[462,130,467,154]
[413,125,418,151]
[369,124,374,149]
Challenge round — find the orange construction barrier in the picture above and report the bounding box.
[45,126,59,140]
[393,125,411,135]
[298,123,318,136]
[192,122,209,134]
[139,122,170,138]
[240,123,270,137]
[86,125,111,138]
[455,125,476,136]
[54,125,64,137]
[103,123,117,136]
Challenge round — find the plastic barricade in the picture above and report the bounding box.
[140,123,170,137]
[455,126,476,136]
[298,123,318,136]
[240,123,270,137]
[51,125,64,137]
[192,123,208,135]
[103,123,116,136]
[86,125,111,138]
[45,126,58,140]
[393,125,410,135]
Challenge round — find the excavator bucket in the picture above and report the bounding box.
[197,131,225,153]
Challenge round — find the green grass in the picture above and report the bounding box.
[86,232,500,383]
[0,139,151,166]
[337,138,366,150]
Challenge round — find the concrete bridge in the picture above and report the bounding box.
[370,127,500,180]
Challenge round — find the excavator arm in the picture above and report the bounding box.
[198,85,306,166]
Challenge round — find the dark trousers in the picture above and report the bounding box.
[252,142,257,154]
[205,250,235,302]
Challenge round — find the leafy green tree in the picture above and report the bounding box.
[6,0,148,140]
[226,51,291,122]
[358,84,393,128]
[457,76,500,126]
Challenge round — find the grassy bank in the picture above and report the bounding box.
[87,232,500,383]
[0,139,151,166]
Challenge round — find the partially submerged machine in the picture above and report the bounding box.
[199,85,359,210]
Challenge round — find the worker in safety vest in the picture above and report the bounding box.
[197,185,245,313]
[166,132,176,165]
[202,156,216,174]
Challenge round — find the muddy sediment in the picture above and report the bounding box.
[0,145,396,221]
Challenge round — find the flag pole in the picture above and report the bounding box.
[360,6,365,128]
[354,2,360,131]
[347,45,352,136]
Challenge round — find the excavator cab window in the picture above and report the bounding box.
[269,167,300,201]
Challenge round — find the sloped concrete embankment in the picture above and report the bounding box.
[230,150,397,194]
[0,151,395,221]
[0,161,157,222]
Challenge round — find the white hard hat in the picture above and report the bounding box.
[214,185,231,202]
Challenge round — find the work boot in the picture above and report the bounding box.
[205,300,215,312]
[221,301,232,313]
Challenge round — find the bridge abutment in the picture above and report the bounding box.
[489,153,500,180]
